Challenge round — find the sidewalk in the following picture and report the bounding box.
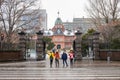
[74,60,120,67]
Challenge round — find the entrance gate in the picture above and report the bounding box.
[18,31,46,60]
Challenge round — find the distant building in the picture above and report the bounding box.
[63,18,98,33]
[44,17,75,49]
[20,9,47,32]
[39,9,47,30]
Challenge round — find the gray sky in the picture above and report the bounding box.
[41,0,88,29]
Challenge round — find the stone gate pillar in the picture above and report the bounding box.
[18,31,26,60]
[93,32,100,60]
[74,31,82,60]
[36,31,44,60]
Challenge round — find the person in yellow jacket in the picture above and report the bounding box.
[48,51,54,68]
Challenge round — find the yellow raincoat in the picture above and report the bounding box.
[48,52,54,59]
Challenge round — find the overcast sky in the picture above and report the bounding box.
[40,0,88,29]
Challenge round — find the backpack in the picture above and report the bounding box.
[69,53,74,59]
[50,54,53,59]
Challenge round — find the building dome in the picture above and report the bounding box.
[55,17,63,25]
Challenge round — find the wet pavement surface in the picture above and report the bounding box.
[0,59,120,80]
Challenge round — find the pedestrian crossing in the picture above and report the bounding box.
[0,67,120,80]
[0,59,120,80]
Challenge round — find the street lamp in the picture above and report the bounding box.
[107,39,111,62]
[0,34,4,50]
[1,34,4,41]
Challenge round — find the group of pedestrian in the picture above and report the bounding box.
[48,50,74,68]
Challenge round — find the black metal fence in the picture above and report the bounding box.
[0,42,19,51]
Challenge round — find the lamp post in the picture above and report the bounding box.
[107,39,111,62]
[0,34,4,50]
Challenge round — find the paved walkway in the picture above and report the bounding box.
[0,59,120,80]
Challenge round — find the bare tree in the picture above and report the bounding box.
[0,0,41,44]
[0,0,4,33]
[98,22,120,42]
[86,0,120,42]
[86,0,120,26]
[0,0,4,5]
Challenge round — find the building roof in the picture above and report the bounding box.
[53,28,64,35]
[55,17,63,25]
[64,30,74,36]
[44,30,53,36]
[43,29,74,36]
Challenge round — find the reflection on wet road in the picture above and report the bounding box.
[0,59,120,80]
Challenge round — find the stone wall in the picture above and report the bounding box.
[99,49,120,61]
[0,50,24,61]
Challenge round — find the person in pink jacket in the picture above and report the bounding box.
[69,50,74,66]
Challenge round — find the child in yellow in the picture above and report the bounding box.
[48,51,54,68]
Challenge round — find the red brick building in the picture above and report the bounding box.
[44,17,75,49]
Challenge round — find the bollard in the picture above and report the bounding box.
[107,56,110,63]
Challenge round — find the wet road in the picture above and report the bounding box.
[0,59,120,80]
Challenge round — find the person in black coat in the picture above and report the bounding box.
[62,50,68,67]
